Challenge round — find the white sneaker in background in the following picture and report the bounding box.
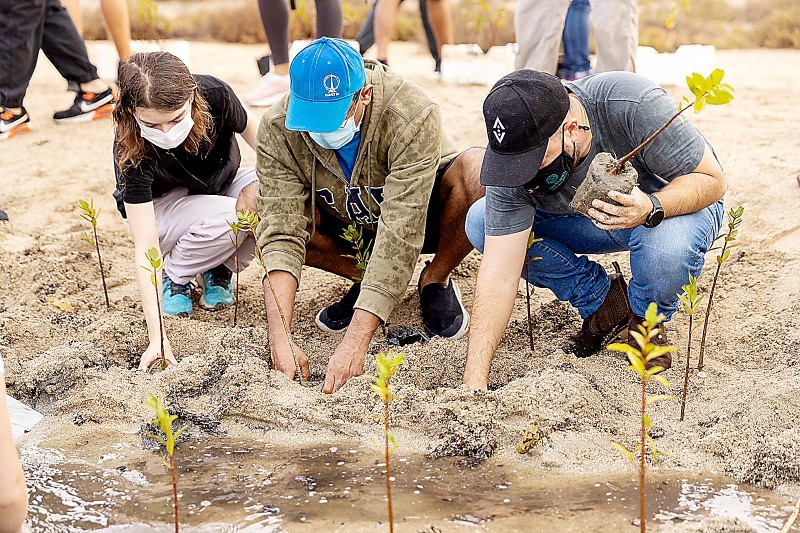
[244,73,290,107]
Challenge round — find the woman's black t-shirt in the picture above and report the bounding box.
[114,75,247,215]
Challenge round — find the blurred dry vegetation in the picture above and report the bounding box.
[82,0,800,51]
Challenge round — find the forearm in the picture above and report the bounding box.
[133,247,166,341]
[0,382,28,533]
[341,310,380,356]
[654,172,726,218]
[464,267,520,389]
[262,270,298,346]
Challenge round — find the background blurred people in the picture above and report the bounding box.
[357,0,441,73]
[374,0,452,72]
[245,0,343,107]
[515,0,637,74]
[0,0,114,141]
[559,0,593,80]
[62,0,132,60]
[0,355,28,533]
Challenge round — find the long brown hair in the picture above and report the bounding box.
[113,51,212,170]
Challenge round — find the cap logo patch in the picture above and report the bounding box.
[492,117,506,144]
[323,74,341,97]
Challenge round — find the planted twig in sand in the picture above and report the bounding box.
[145,394,187,533]
[371,350,405,533]
[609,303,676,533]
[78,199,110,309]
[142,248,168,370]
[524,231,543,353]
[697,205,744,370]
[677,274,703,421]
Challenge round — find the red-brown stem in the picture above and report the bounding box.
[251,234,300,379]
[525,261,533,353]
[384,394,394,533]
[169,453,179,533]
[155,280,166,370]
[233,243,239,327]
[93,226,110,310]
[698,256,724,370]
[640,374,647,533]
[680,315,693,421]
[612,102,693,174]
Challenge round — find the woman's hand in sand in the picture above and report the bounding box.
[138,337,178,371]
[271,340,311,382]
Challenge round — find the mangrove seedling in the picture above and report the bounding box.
[371,350,405,533]
[697,205,744,370]
[524,231,543,353]
[145,394,187,533]
[78,198,110,310]
[142,247,168,370]
[227,218,244,326]
[677,274,703,421]
[237,212,302,380]
[570,69,734,216]
[342,222,372,282]
[609,302,676,533]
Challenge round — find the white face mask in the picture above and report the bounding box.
[135,104,195,150]
[309,114,361,150]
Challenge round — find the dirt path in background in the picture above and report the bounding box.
[1,43,799,532]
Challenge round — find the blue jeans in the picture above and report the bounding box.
[465,198,725,321]
[562,0,592,75]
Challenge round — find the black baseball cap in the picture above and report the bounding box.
[480,70,571,187]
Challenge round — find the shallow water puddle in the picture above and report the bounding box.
[20,439,796,532]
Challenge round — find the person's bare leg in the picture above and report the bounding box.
[61,0,82,34]
[375,0,402,62]
[100,0,132,59]
[426,0,453,59]
[420,148,486,288]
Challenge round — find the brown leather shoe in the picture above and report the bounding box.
[627,315,674,371]
[573,262,632,357]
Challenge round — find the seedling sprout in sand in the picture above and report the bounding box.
[78,198,110,310]
[142,247,169,370]
[145,394,187,533]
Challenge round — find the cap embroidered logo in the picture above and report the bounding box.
[492,117,506,144]
[324,74,341,97]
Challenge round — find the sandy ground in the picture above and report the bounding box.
[1,42,800,531]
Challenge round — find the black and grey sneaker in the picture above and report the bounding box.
[0,107,31,141]
[0,209,8,222]
[53,88,114,124]
[315,283,360,333]
[418,263,470,339]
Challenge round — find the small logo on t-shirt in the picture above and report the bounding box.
[492,117,506,144]
[323,74,341,97]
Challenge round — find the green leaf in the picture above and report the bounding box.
[646,434,660,459]
[651,374,670,388]
[643,414,652,428]
[646,394,677,406]
[612,442,635,463]
[709,68,724,85]
[694,95,707,113]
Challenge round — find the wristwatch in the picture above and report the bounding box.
[643,194,665,228]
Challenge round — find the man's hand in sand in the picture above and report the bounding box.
[138,337,178,370]
[271,339,310,381]
[322,310,381,394]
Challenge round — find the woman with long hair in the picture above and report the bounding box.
[113,52,259,370]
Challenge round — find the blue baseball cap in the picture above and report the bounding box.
[286,37,367,133]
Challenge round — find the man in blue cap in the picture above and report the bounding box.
[254,37,485,393]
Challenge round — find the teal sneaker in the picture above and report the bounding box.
[200,264,234,311]
[162,275,193,318]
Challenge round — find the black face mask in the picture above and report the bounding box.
[524,126,579,196]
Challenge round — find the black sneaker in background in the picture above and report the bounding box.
[0,209,8,222]
[419,263,470,339]
[315,283,361,333]
[53,88,114,124]
[0,107,31,141]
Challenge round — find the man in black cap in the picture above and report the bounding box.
[461,70,727,390]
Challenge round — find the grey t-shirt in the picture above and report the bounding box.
[484,72,710,237]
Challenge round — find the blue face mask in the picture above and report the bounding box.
[309,115,361,150]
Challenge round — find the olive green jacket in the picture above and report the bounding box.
[255,60,459,322]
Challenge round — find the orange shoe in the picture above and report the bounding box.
[0,107,32,141]
[53,88,115,124]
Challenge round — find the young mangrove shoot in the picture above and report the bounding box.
[145,394,187,533]
[524,231,543,353]
[228,219,243,326]
[78,198,110,309]
[677,274,703,421]
[697,205,744,370]
[342,222,372,282]
[142,247,168,370]
[609,302,676,533]
[610,69,734,175]
[236,212,302,380]
[371,350,405,533]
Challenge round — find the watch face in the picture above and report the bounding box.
[647,208,665,227]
